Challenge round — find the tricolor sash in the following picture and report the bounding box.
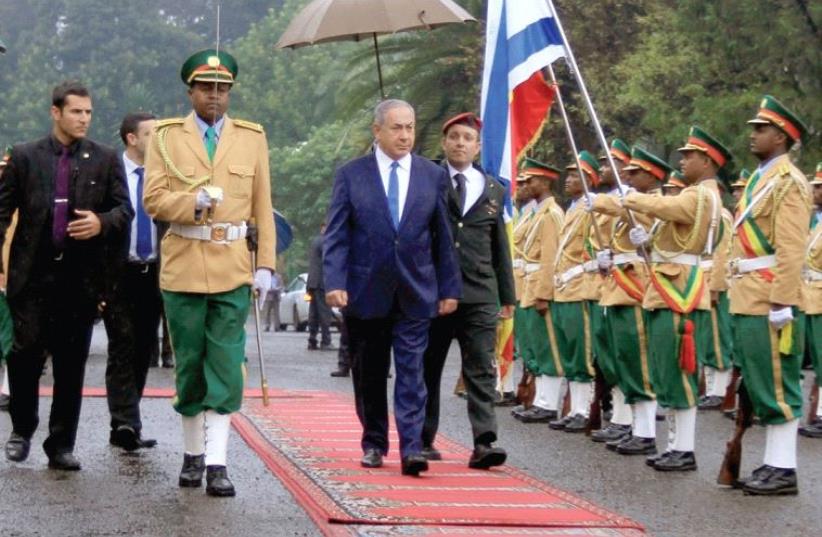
[735,169,776,282]
[612,265,645,302]
[648,266,706,315]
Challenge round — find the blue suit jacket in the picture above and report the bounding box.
[323,152,462,320]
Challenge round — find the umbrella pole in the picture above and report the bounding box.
[372,33,386,99]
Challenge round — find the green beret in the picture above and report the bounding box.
[747,95,808,143]
[181,49,239,86]
[678,126,734,169]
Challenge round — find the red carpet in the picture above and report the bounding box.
[38,387,272,398]
[234,390,646,536]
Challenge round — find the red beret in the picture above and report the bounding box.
[442,112,482,135]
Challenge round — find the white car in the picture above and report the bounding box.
[278,273,340,331]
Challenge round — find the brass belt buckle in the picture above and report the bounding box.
[211,223,228,242]
[728,259,741,278]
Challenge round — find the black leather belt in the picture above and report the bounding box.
[127,261,157,274]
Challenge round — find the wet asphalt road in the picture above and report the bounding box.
[0,322,820,537]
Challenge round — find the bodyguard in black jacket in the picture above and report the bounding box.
[0,81,133,470]
[421,113,515,469]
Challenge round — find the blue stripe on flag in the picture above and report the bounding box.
[506,18,563,68]
[481,5,510,180]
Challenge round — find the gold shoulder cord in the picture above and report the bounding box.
[156,126,212,192]
[653,186,706,258]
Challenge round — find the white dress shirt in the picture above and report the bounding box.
[123,152,158,262]
[447,162,485,216]
[375,145,412,222]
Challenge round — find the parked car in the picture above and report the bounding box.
[278,273,341,331]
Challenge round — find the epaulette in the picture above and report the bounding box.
[155,117,185,130]
[234,119,264,133]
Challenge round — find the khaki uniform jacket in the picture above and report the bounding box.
[513,205,535,301]
[707,208,733,293]
[554,199,592,303]
[804,223,822,315]
[728,156,811,315]
[583,196,618,302]
[520,197,564,307]
[143,113,276,294]
[624,180,722,311]
[592,191,655,307]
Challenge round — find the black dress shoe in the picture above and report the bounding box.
[698,395,723,410]
[137,437,158,448]
[320,344,338,351]
[5,432,31,462]
[548,414,573,431]
[361,448,383,468]
[401,454,429,476]
[515,407,556,423]
[798,420,822,438]
[110,425,140,451]
[616,436,657,455]
[510,404,526,415]
[563,414,589,433]
[179,453,206,487]
[0,393,9,411]
[161,354,174,368]
[646,451,669,467]
[48,452,82,471]
[468,444,507,470]
[330,367,350,377]
[652,450,696,472]
[494,392,518,407]
[421,445,442,461]
[206,465,236,497]
[743,465,798,496]
[307,343,318,351]
[591,423,631,443]
[732,464,771,489]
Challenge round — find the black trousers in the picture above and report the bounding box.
[307,288,332,346]
[422,303,499,448]
[102,262,162,433]
[337,311,350,369]
[7,260,97,456]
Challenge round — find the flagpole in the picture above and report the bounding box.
[544,63,606,248]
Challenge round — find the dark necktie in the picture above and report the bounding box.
[388,161,400,228]
[52,146,71,250]
[135,167,152,260]
[454,173,467,213]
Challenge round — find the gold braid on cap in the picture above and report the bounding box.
[156,125,211,191]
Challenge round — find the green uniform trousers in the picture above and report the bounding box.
[647,309,709,409]
[607,305,655,405]
[591,302,618,386]
[733,312,804,425]
[520,306,563,377]
[163,286,251,416]
[552,301,594,382]
[807,314,822,387]
[514,304,531,366]
[696,291,733,371]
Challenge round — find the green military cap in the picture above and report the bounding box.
[663,170,686,189]
[747,95,808,143]
[0,145,11,167]
[811,162,822,186]
[521,157,561,180]
[566,150,601,186]
[622,146,673,181]
[181,49,239,86]
[730,169,750,189]
[598,138,631,165]
[678,126,734,169]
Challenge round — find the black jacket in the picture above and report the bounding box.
[0,135,133,301]
[307,233,324,290]
[444,163,515,306]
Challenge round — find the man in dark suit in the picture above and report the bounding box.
[0,81,133,470]
[324,99,461,476]
[421,113,515,468]
[307,224,333,350]
[102,112,162,452]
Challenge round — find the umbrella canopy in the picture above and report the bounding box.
[276,0,475,48]
[0,38,6,54]
[274,210,294,254]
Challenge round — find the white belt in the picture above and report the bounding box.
[650,252,701,266]
[169,222,248,243]
[556,264,585,286]
[512,259,526,270]
[803,268,822,282]
[729,255,776,276]
[700,260,714,270]
[612,253,641,266]
[524,263,541,274]
[583,260,599,273]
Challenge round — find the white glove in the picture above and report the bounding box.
[629,226,650,247]
[616,184,634,197]
[583,192,598,212]
[768,306,793,330]
[195,189,213,210]
[253,269,272,307]
[596,248,613,271]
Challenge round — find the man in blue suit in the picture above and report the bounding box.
[324,99,461,476]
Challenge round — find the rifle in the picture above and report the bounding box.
[586,367,607,435]
[809,384,820,425]
[721,367,740,413]
[516,369,535,409]
[246,217,270,406]
[717,377,754,486]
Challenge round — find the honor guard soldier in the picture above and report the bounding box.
[662,170,686,196]
[799,163,822,438]
[589,139,635,444]
[728,96,811,495]
[512,159,565,423]
[731,169,750,205]
[623,135,723,472]
[143,49,276,497]
[548,151,600,433]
